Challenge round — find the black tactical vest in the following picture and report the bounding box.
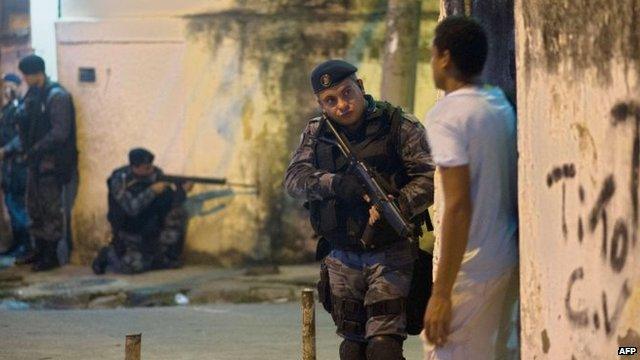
[308,101,422,250]
[107,166,173,239]
[22,81,78,182]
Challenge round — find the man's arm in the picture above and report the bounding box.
[30,90,72,155]
[396,118,435,219]
[109,173,158,217]
[424,165,472,346]
[0,135,22,159]
[284,119,335,201]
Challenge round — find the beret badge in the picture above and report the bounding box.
[320,73,332,87]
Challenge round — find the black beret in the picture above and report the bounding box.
[310,59,357,93]
[129,148,155,166]
[18,54,46,75]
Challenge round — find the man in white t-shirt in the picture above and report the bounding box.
[421,16,519,360]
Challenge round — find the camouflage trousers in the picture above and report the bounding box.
[325,240,415,343]
[26,174,65,242]
[103,207,188,274]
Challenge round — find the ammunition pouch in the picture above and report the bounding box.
[332,296,367,336]
[405,248,433,335]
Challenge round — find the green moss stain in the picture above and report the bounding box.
[183,1,439,262]
[525,0,640,86]
[185,5,363,262]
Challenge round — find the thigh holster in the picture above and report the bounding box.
[332,296,367,335]
[317,260,332,313]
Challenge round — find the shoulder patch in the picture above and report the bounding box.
[304,116,323,136]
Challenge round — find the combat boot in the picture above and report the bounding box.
[31,239,59,272]
[12,229,35,264]
[14,251,38,265]
[15,238,39,265]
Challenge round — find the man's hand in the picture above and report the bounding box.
[181,181,194,192]
[332,173,365,204]
[423,294,453,347]
[365,194,395,225]
[150,181,171,194]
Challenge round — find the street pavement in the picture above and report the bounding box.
[0,303,425,360]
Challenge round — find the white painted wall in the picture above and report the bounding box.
[60,0,236,19]
[30,0,59,79]
[516,0,640,357]
[57,17,267,264]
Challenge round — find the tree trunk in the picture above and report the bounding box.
[380,0,421,112]
[472,0,516,99]
[439,0,516,99]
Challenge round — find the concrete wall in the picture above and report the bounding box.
[55,1,440,265]
[516,0,640,357]
[0,2,31,82]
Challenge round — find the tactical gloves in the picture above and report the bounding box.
[332,173,366,205]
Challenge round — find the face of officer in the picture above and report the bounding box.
[316,77,366,130]
[1,81,18,107]
[132,163,155,178]
[21,72,45,89]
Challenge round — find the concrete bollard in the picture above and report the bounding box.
[301,288,316,360]
[125,333,141,360]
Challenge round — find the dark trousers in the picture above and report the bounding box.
[26,173,67,265]
[3,189,30,251]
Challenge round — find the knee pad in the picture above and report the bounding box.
[339,339,366,360]
[365,335,404,360]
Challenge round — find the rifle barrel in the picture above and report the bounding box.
[160,175,226,185]
[160,174,256,188]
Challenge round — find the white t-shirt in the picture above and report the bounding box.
[425,85,518,283]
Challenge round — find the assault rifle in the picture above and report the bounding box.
[322,116,413,244]
[157,174,256,189]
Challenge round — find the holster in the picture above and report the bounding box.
[405,248,433,335]
[317,259,332,313]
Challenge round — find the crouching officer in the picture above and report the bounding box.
[92,148,192,275]
[284,60,434,360]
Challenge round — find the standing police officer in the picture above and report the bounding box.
[284,60,434,360]
[0,74,30,259]
[17,54,78,271]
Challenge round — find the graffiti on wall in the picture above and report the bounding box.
[547,101,639,337]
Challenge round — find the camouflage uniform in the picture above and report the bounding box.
[285,95,434,358]
[93,166,188,274]
[19,79,78,270]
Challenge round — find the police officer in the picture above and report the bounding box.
[284,60,435,360]
[92,148,192,275]
[0,74,30,259]
[17,54,78,271]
